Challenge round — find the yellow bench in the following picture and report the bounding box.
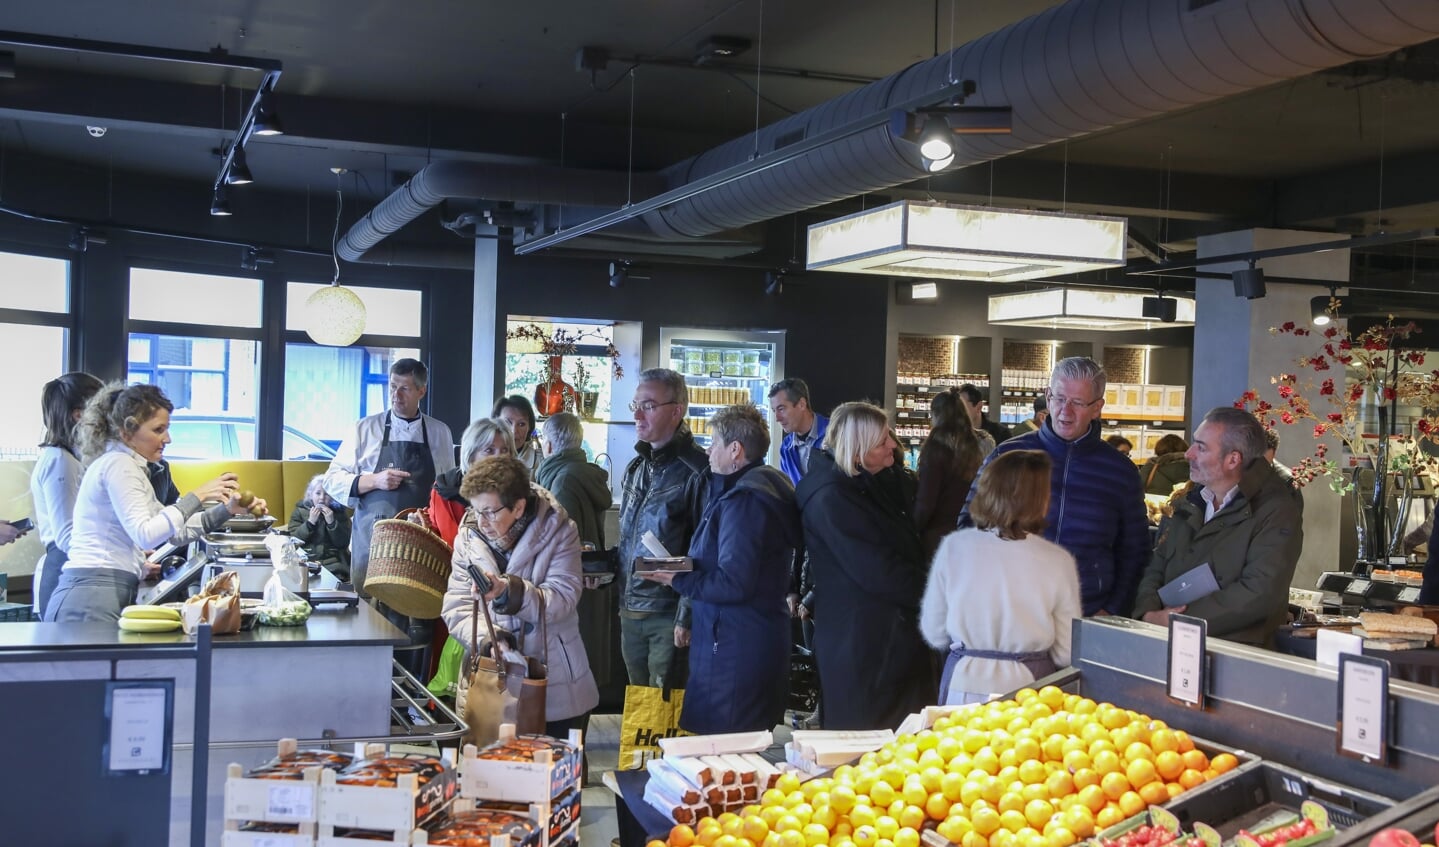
[167,460,332,521]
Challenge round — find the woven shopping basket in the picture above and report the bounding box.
[365,509,453,619]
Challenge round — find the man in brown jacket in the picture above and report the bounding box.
[1132,407,1303,647]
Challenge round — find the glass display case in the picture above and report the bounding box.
[660,326,786,468]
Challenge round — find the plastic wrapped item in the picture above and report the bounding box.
[264,534,309,596]
[247,748,353,780]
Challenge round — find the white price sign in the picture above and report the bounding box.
[1338,653,1389,763]
[106,683,170,774]
[267,783,315,820]
[1167,614,1207,709]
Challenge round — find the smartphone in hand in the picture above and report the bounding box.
[465,563,494,595]
[7,518,34,535]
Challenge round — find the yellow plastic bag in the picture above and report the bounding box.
[617,683,690,770]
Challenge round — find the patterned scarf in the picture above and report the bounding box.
[477,495,537,569]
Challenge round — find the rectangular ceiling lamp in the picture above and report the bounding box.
[806,200,1128,282]
[988,288,1195,331]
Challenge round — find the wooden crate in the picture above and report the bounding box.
[221,738,321,846]
[459,725,583,805]
[316,744,457,846]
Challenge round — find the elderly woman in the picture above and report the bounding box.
[46,382,266,622]
[796,401,935,730]
[30,371,104,618]
[288,474,352,579]
[643,405,799,733]
[921,450,1080,704]
[494,395,543,478]
[442,456,598,738]
[428,419,516,545]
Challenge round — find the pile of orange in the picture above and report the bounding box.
[650,686,1239,847]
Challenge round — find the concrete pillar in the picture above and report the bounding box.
[470,238,499,421]
[1193,229,1350,589]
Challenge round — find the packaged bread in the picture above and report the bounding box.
[247,748,353,780]
[474,733,577,762]
[425,808,540,847]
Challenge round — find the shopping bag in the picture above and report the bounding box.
[427,635,465,698]
[617,648,690,769]
[457,592,546,748]
[181,570,242,635]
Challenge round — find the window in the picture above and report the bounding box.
[127,268,265,461]
[129,268,262,328]
[285,343,420,451]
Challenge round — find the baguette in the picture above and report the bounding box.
[646,759,701,805]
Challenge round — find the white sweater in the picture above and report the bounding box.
[919,527,1082,704]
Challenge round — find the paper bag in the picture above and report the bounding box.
[182,570,242,635]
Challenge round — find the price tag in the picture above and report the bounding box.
[1347,579,1371,595]
[253,839,287,847]
[267,783,315,820]
[1399,587,1421,603]
[104,681,172,775]
[1337,653,1389,763]
[1166,614,1207,709]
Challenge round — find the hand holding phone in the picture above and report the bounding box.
[465,563,494,596]
[9,518,34,534]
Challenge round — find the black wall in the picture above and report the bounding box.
[493,251,892,416]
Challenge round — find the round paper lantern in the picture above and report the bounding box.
[304,284,367,346]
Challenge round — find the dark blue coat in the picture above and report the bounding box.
[672,462,800,734]
[960,418,1150,616]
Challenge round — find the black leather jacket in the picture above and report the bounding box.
[617,425,709,625]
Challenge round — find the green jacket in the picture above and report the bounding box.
[1139,452,1190,497]
[535,447,613,551]
[1132,459,1302,647]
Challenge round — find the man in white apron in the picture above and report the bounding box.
[324,359,456,675]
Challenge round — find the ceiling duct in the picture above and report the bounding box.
[341,0,1439,265]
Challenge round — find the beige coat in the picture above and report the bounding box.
[442,486,599,721]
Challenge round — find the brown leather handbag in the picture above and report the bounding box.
[459,587,547,748]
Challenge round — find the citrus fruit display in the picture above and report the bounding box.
[662,687,1234,847]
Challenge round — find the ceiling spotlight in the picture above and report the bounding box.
[86,126,107,138]
[1232,261,1265,300]
[923,153,955,173]
[609,261,628,288]
[210,187,233,216]
[695,35,752,65]
[1142,295,1178,323]
[1312,288,1339,325]
[918,115,954,161]
[252,89,284,136]
[226,147,254,185]
[764,270,785,296]
[68,227,89,253]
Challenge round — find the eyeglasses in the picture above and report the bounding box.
[1047,391,1102,411]
[474,504,512,523]
[629,400,679,414]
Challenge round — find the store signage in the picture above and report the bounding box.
[1337,653,1390,764]
[104,681,173,776]
[1166,614,1207,709]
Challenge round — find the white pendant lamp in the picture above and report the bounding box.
[306,169,367,346]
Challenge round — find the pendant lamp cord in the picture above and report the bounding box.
[331,169,343,285]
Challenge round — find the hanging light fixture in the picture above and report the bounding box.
[807,201,1127,282]
[304,169,367,346]
[988,288,1195,331]
[225,146,254,185]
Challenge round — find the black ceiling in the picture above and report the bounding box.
[2,0,1439,277]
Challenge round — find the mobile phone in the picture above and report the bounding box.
[465,563,494,595]
[7,518,34,534]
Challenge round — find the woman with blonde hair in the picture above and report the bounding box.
[795,401,934,729]
[920,449,1080,704]
[46,382,266,622]
[428,418,516,545]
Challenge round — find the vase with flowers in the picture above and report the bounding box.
[1237,309,1439,566]
[506,323,622,417]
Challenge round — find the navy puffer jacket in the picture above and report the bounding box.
[960,418,1150,616]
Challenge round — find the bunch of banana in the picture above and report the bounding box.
[119,604,182,632]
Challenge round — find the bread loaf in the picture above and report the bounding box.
[1359,611,1438,636]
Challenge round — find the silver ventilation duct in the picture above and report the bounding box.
[340,0,1439,264]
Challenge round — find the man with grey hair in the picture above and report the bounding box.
[536,412,611,551]
[961,356,1149,617]
[1132,406,1303,647]
[615,368,709,687]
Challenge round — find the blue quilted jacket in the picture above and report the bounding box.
[960,419,1150,616]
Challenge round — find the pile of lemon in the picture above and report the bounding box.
[651,686,1239,847]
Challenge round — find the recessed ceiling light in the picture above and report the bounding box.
[86,126,107,138]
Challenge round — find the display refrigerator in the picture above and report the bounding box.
[659,327,785,468]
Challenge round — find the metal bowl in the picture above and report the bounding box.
[222,513,276,533]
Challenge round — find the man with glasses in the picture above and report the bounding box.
[1132,407,1302,647]
[960,357,1149,617]
[615,368,709,687]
